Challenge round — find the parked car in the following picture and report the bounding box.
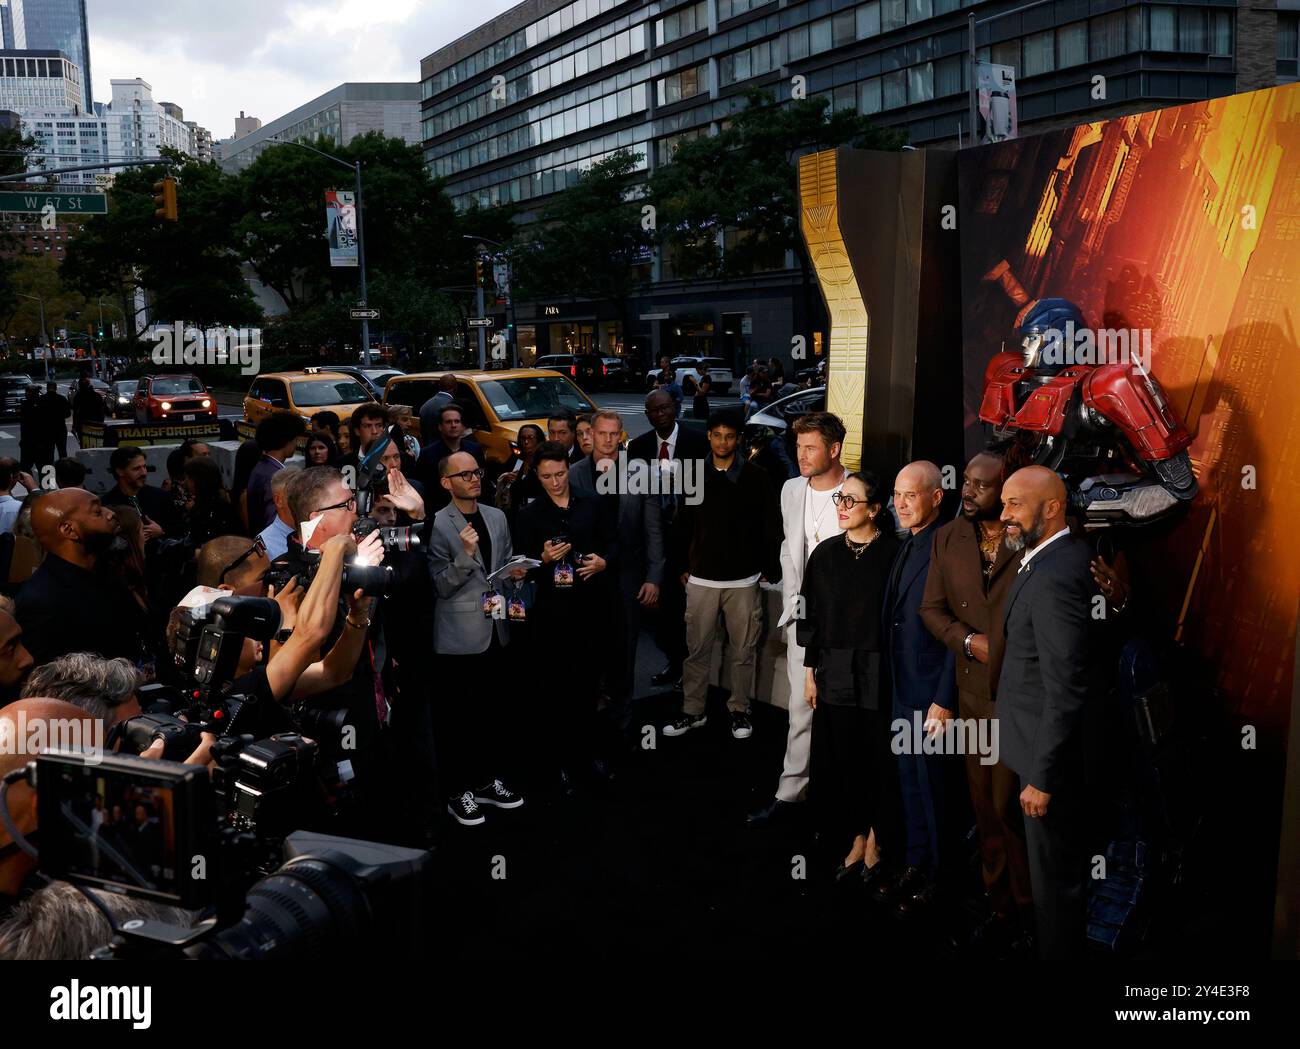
[0,374,33,418]
[743,385,827,482]
[242,368,376,428]
[318,365,405,402]
[133,374,218,424]
[110,379,139,418]
[385,368,598,465]
[534,353,632,392]
[646,356,734,394]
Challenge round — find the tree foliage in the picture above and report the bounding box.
[649,90,907,279]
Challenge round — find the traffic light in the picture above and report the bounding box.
[152,176,178,221]
[474,259,484,285]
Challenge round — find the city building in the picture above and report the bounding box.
[18,0,92,111]
[0,47,83,112]
[420,0,1299,368]
[218,82,421,172]
[19,106,108,184]
[234,109,261,139]
[186,119,214,162]
[0,0,26,50]
[104,77,195,160]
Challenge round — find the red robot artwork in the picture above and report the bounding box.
[978,297,1198,526]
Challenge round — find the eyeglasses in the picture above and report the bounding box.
[218,535,266,584]
[448,468,485,482]
[314,495,357,515]
[832,492,866,509]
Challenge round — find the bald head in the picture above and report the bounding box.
[0,698,103,897]
[893,460,944,533]
[30,488,118,565]
[197,534,269,594]
[440,450,483,502]
[1000,466,1069,552]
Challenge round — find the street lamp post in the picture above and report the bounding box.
[281,142,372,366]
[16,292,49,378]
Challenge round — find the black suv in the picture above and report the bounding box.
[1,374,34,418]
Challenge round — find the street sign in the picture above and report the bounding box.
[0,190,107,215]
[350,308,380,320]
[468,317,494,328]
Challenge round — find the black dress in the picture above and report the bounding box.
[797,529,900,854]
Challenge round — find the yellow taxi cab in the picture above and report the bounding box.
[242,368,378,427]
[384,368,599,464]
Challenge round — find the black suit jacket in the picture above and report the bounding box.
[996,532,1093,794]
[569,454,664,590]
[626,426,709,467]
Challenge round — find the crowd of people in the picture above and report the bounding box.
[0,371,1131,961]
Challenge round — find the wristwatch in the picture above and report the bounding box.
[274,627,293,645]
[963,631,975,659]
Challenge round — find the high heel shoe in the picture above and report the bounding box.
[834,859,865,884]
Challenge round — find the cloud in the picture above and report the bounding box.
[85,0,519,137]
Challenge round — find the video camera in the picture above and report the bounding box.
[24,748,432,959]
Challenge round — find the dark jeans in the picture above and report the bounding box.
[651,562,687,672]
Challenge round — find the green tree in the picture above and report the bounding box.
[0,255,91,346]
[61,148,261,340]
[512,150,652,347]
[0,126,42,328]
[650,89,906,281]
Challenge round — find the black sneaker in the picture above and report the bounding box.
[730,711,753,739]
[650,665,681,687]
[473,779,524,809]
[663,713,707,737]
[447,791,486,826]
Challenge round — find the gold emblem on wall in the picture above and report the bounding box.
[799,150,867,470]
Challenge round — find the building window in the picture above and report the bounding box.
[1280,13,1299,78]
[811,17,832,52]
[1150,7,1176,50]
[882,0,905,33]
[788,25,810,60]
[883,69,906,109]
[1090,11,1127,61]
[936,54,963,96]
[859,77,882,113]
[833,11,856,47]
[1023,29,1055,76]
[907,0,933,23]
[1178,9,1207,52]
[657,1,707,47]
[656,64,708,106]
[858,3,881,39]
[908,62,934,102]
[1210,11,1233,57]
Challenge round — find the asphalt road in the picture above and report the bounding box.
[0,389,743,462]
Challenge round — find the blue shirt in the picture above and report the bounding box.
[258,516,294,561]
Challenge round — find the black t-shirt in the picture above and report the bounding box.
[223,665,293,738]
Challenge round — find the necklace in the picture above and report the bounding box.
[844,529,879,559]
[807,479,840,544]
[978,523,1006,576]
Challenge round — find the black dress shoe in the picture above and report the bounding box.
[834,859,865,884]
[861,860,889,890]
[893,878,936,921]
[872,864,924,905]
[650,665,682,687]
[746,798,802,828]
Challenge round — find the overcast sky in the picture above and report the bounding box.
[86,0,519,137]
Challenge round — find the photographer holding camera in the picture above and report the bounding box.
[270,466,400,836]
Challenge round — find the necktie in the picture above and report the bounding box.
[659,440,669,460]
[658,440,673,510]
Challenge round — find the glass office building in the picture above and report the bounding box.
[20,0,91,111]
[421,0,1291,365]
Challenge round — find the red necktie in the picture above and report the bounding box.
[659,440,669,460]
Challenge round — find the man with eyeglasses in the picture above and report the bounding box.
[257,468,299,561]
[429,451,528,825]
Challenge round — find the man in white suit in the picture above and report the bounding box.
[748,412,847,826]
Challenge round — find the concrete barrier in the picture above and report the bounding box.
[73,442,302,495]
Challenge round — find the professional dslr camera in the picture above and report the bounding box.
[353,433,422,553]
[18,748,432,959]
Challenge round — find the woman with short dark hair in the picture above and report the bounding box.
[798,470,900,884]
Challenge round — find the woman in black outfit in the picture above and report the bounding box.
[798,470,900,883]
[182,456,240,545]
[514,440,618,793]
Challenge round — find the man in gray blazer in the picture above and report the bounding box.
[749,413,847,826]
[998,465,1094,958]
[569,409,664,739]
[429,450,528,827]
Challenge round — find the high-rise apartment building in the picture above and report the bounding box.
[19,0,92,111]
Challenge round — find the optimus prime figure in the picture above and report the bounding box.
[979,297,1198,526]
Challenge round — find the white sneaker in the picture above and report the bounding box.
[663,713,707,737]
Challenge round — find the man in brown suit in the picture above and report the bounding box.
[920,447,1032,951]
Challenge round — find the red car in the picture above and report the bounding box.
[133,374,217,424]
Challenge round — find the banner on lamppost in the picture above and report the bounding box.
[976,62,1017,144]
[493,262,510,297]
[325,189,358,267]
